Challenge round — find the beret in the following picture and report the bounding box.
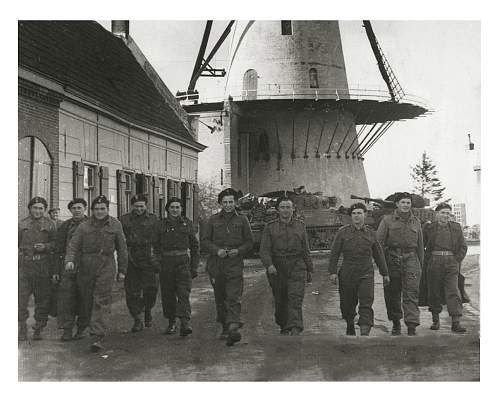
[435,202,452,212]
[217,188,240,204]
[348,202,367,215]
[131,194,148,205]
[28,196,48,209]
[67,198,88,210]
[91,195,109,209]
[165,197,182,210]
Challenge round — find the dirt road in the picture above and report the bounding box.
[18,254,480,381]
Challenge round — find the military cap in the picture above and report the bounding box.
[165,197,182,210]
[131,193,148,205]
[393,191,413,204]
[67,198,87,210]
[275,194,294,209]
[435,202,452,212]
[217,187,240,204]
[91,195,109,209]
[28,196,48,209]
[48,207,60,214]
[348,202,367,215]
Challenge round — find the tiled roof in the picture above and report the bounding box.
[18,20,193,141]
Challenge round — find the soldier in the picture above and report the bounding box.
[201,188,253,346]
[48,207,63,229]
[259,196,313,336]
[423,203,467,333]
[153,197,200,336]
[65,195,128,352]
[377,192,424,336]
[120,194,159,332]
[18,197,56,341]
[53,198,88,341]
[329,203,390,336]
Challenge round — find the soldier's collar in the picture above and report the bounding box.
[351,223,366,231]
[218,209,239,217]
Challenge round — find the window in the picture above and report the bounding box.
[83,165,97,215]
[281,20,292,35]
[124,173,132,214]
[309,68,319,88]
[242,69,258,100]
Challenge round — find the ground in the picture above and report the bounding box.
[18,252,480,381]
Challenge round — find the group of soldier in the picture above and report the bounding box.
[18,188,469,352]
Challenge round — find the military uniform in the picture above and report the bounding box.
[65,215,128,338]
[330,224,388,328]
[153,216,200,324]
[120,211,159,325]
[423,221,467,319]
[54,216,88,335]
[201,210,253,328]
[259,218,313,332]
[377,210,424,327]
[18,216,56,330]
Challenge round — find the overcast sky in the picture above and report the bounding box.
[100,20,481,225]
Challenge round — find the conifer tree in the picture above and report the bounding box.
[411,151,449,205]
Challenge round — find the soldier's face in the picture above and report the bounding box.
[221,196,235,213]
[30,203,46,219]
[49,210,59,221]
[351,208,365,225]
[133,201,147,215]
[396,198,412,212]
[70,203,86,219]
[168,202,182,217]
[92,203,109,219]
[436,208,451,224]
[278,200,294,220]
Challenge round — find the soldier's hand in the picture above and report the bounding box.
[306,271,313,283]
[51,274,60,284]
[383,275,390,287]
[329,274,338,284]
[217,249,228,258]
[65,262,75,272]
[267,265,278,275]
[117,272,126,282]
[33,243,46,252]
[227,249,239,258]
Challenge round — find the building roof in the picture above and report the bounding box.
[18,20,194,142]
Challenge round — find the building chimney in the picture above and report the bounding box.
[111,20,129,38]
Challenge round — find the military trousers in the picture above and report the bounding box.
[76,255,115,337]
[207,256,244,326]
[266,256,306,331]
[57,271,84,330]
[18,258,52,323]
[427,255,462,317]
[339,263,375,326]
[384,251,422,326]
[159,255,192,321]
[125,264,158,319]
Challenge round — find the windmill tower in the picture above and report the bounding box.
[182,20,428,205]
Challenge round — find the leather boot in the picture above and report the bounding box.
[346,320,356,336]
[164,319,177,335]
[73,326,86,340]
[32,320,46,341]
[60,328,74,342]
[289,327,302,336]
[131,317,144,333]
[360,324,371,336]
[452,317,466,333]
[391,320,401,336]
[219,324,229,340]
[144,310,152,328]
[407,323,417,336]
[226,323,241,346]
[180,318,193,337]
[430,313,440,330]
[90,336,104,352]
[18,321,28,341]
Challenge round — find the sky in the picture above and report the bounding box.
[99,20,481,225]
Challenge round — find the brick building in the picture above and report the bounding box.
[18,21,205,221]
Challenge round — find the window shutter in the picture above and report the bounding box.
[116,169,127,217]
[153,176,160,216]
[193,183,200,231]
[72,161,84,199]
[99,166,109,197]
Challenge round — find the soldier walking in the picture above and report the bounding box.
[423,203,467,333]
[53,198,88,341]
[377,192,424,336]
[329,202,389,336]
[259,196,313,336]
[201,188,253,346]
[153,198,200,336]
[120,194,159,332]
[18,197,57,341]
[65,195,128,352]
